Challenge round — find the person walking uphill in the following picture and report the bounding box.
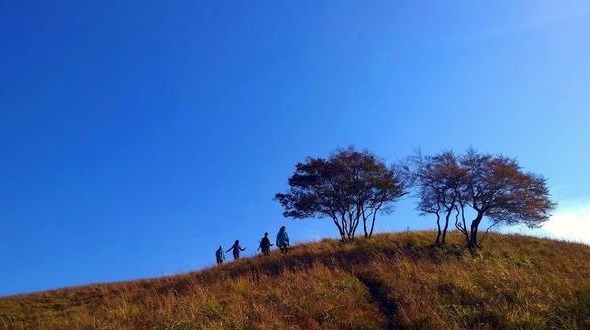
[258,232,273,256]
[215,246,225,265]
[226,240,247,261]
[276,226,290,254]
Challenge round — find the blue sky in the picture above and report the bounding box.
[1,1,590,296]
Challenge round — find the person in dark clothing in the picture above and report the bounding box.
[215,245,225,265]
[276,226,290,254]
[258,232,273,255]
[226,240,246,260]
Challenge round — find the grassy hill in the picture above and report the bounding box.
[1,231,589,330]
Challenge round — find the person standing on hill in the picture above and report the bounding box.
[226,240,247,260]
[215,246,225,265]
[276,226,290,254]
[258,232,273,255]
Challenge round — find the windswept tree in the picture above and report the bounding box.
[412,149,555,249]
[411,151,468,246]
[275,148,406,241]
[460,149,556,249]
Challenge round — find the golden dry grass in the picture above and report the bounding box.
[1,231,589,329]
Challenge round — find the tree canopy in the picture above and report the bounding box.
[275,148,406,241]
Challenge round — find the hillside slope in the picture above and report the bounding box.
[1,231,589,330]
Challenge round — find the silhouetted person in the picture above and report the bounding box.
[258,232,273,255]
[215,245,225,265]
[226,240,246,260]
[276,226,290,254]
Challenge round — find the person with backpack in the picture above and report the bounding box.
[276,226,290,254]
[258,232,273,255]
[215,245,225,265]
[226,240,247,260]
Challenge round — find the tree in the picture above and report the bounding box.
[275,147,406,241]
[460,149,556,249]
[410,151,468,245]
[411,149,555,249]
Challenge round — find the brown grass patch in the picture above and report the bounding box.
[1,231,589,329]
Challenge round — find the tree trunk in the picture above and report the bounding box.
[341,211,357,242]
[363,218,368,238]
[442,207,452,244]
[332,216,346,241]
[338,214,348,242]
[468,212,484,250]
[348,211,356,241]
[368,208,378,238]
[435,212,441,245]
[458,204,469,244]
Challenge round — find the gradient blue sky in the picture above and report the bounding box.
[2,1,590,296]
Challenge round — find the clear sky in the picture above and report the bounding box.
[1,1,590,296]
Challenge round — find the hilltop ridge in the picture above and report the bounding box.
[1,231,589,329]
